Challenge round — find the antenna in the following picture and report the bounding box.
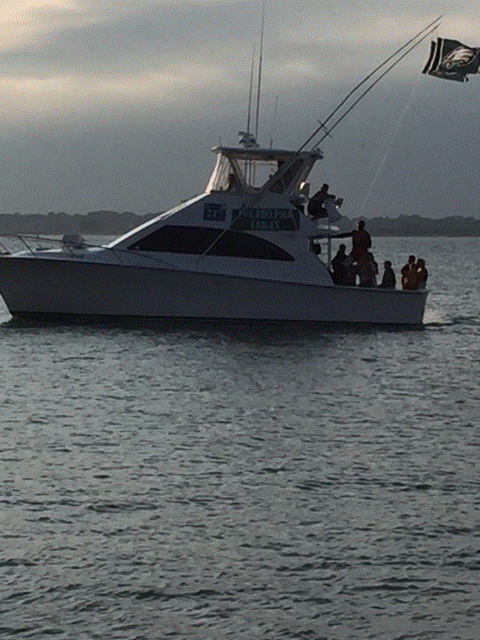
[297,15,442,152]
[254,0,266,143]
[246,44,255,137]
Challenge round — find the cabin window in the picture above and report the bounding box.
[129,225,294,261]
[206,155,245,192]
[282,159,303,188]
[269,158,304,194]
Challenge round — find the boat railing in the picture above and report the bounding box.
[0,234,105,256]
[0,233,179,269]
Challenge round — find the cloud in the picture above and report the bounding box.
[0,1,89,47]
[1,1,477,84]
[0,2,479,217]
[0,0,477,120]
[0,2,261,77]
[0,0,461,128]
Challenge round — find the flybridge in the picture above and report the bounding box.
[206,145,323,197]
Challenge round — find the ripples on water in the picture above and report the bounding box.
[1,238,480,639]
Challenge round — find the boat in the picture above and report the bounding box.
[0,136,427,324]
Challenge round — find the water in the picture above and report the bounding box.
[1,237,480,639]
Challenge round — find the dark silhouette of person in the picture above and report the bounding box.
[226,173,239,191]
[331,243,351,284]
[351,220,372,262]
[356,250,377,287]
[379,260,396,288]
[414,258,428,289]
[308,183,334,220]
[401,255,416,289]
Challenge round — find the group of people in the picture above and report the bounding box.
[330,221,428,290]
[331,220,379,287]
[400,255,428,290]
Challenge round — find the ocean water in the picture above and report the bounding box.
[1,237,480,640]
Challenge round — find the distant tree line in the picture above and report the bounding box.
[0,210,158,235]
[0,211,480,236]
[336,215,480,236]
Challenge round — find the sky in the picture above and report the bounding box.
[0,0,479,219]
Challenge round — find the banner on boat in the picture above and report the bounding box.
[422,38,480,82]
[231,208,300,231]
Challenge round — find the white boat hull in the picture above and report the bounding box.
[0,257,427,324]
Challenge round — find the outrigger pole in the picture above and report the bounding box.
[297,15,442,152]
[315,26,441,147]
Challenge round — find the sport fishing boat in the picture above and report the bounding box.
[0,136,427,324]
[0,11,442,325]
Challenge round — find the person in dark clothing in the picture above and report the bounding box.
[379,260,396,288]
[331,244,351,284]
[308,183,334,220]
[356,250,378,287]
[401,255,416,289]
[351,220,372,262]
[333,220,372,262]
[414,258,428,289]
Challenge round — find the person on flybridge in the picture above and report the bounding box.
[307,183,335,220]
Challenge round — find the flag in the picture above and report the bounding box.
[422,38,480,82]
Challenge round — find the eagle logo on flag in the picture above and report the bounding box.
[442,45,478,70]
[423,38,480,82]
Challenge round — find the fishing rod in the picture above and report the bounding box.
[312,25,439,148]
[297,15,442,152]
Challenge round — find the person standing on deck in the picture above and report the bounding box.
[331,244,350,284]
[356,251,378,287]
[351,220,372,262]
[401,255,416,289]
[379,260,396,288]
[333,220,372,262]
[411,258,428,290]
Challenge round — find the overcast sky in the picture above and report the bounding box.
[0,0,479,219]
